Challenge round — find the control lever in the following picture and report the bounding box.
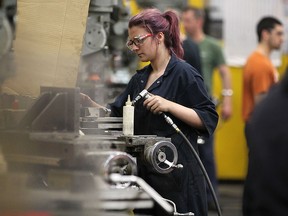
[156,149,183,169]
[144,141,182,174]
[163,159,183,169]
[109,174,174,214]
[109,174,193,216]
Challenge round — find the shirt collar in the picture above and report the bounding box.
[163,53,178,77]
[136,53,179,76]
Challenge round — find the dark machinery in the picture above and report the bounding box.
[0,86,181,215]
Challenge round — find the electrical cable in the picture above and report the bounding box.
[162,112,223,216]
[178,130,222,216]
[162,197,194,215]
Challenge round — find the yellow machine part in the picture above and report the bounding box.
[213,67,248,180]
[187,0,205,8]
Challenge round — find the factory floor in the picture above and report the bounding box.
[209,181,244,216]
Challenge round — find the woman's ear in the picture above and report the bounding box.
[156,32,164,44]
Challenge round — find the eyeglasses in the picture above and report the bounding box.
[126,34,153,51]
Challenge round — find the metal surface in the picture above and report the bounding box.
[110,174,174,214]
[18,87,80,133]
[144,140,179,174]
[83,20,107,55]
[81,0,117,56]
[77,0,134,107]
[136,0,187,12]
[80,116,123,134]
[0,0,16,85]
[0,86,182,215]
[0,171,153,215]
[85,151,138,188]
[0,13,12,59]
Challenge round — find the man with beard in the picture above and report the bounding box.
[242,16,284,124]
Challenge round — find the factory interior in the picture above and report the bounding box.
[0,0,287,215]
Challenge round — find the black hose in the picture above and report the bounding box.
[178,130,222,216]
[162,113,222,216]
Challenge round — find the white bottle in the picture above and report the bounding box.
[123,95,134,135]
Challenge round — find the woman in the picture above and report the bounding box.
[106,8,218,216]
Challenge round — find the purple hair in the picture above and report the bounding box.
[128,8,184,59]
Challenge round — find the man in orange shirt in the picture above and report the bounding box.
[242,16,284,123]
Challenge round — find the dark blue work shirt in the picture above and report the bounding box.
[109,53,218,216]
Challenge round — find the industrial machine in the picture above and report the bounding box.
[78,0,136,106]
[0,86,182,215]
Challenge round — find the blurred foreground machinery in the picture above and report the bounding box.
[0,86,181,216]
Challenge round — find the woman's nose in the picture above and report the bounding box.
[131,43,139,52]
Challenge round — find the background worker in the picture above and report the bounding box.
[182,36,202,75]
[242,15,284,216]
[242,68,288,216]
[242,16,284,125]
[181,6,233,210]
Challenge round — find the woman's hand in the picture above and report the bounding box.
[142,93,204,129]
[80,93,105,109]
[143,94,170,114]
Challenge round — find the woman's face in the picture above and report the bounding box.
[127,26,157,62]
